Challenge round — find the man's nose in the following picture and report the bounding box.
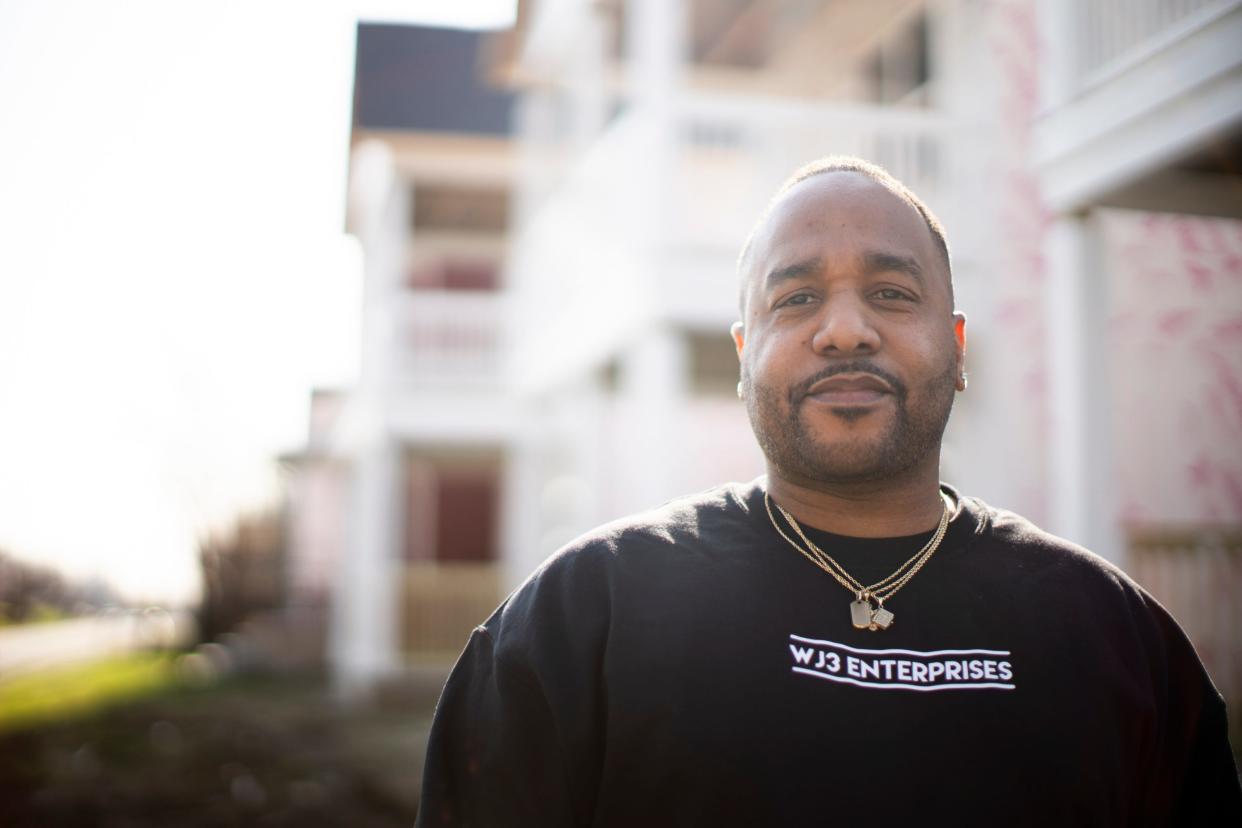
[809,296,880,355]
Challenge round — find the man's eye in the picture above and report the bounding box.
[780,293,814,307]
[874,288,912,301]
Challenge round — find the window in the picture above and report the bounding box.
[864,12,930,105]
[688,330,742,396]
[411,185,510,234]
[407,259,500,291]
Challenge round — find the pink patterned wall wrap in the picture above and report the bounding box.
[1104,211,1242,524]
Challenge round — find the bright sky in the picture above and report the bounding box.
[0,0,516,605]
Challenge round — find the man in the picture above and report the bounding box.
[416,157,1242,826]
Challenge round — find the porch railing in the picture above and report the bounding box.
[1074,0,1236,82]
[1127,525,1242,717]
[401,562,503,660]
[392,291,504,385]
[672,95,950,248]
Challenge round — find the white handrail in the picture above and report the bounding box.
[393,291,505,382]
[1074,0,1237,81]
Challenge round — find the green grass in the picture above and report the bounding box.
[0,602,71,627]
[0,652,179,733]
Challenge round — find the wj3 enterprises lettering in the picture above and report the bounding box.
[788,634,1016,692]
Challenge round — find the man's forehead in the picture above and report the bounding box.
[736,170,949,310]
[755,172,931,260]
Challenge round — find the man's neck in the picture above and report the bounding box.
[765,465,945,538]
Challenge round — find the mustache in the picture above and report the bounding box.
[789,361,907,404]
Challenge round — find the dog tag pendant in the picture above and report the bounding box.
[871,606,895,630]
[850,599,873,629]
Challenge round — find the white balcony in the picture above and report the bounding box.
[391,290,505,385]
[1036,0,1242,211]
[671,93,951,250]
[509,94,953,386]
[1073,0,1235,86]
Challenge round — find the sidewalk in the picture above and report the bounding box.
[0,611,192,680]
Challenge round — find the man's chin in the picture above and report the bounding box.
[801,404,893,435]
[820,405,876,425]
[778,435,904,484]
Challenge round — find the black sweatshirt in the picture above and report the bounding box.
[416,480,1242,827]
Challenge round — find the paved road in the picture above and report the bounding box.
[0,610,193,680]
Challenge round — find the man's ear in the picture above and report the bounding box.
[730,321,745,359]
[952,312,968,390]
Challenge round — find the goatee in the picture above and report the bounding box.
[742,357,957,485]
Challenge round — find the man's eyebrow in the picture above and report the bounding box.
[863,251,924,283]
[763,258,821,290]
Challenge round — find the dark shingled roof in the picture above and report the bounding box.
[353,23,514,136]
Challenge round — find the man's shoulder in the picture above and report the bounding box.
[482,480,759,634]
[968,496,1094,555]
[564,479,757,553]
[965,495,1223,702]
[524,480,758,583]
[962,493,1141,595]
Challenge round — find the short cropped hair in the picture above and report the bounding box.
[737,156,953,314]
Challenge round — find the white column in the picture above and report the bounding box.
[567,3,609,147]
[334,433,402,698]
[1037,0,1078,111]
[616,325,687,513]
[331,141,407,700]
[627,0,685,102]
[626,0,685,255]
[592,1,688,517]
[500,414,546,592]
[1044,212,1122,565]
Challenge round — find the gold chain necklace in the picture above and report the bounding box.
[776,494,951,601]
[764,491,952,631]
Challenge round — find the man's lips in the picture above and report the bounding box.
[803,372,894,406]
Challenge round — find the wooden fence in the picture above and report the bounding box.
[1127,526,1242,727]
[401,563,503,662]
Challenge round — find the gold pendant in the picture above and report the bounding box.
[850,599,873,629]
[851,596,895,631]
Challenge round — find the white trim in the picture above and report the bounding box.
[789,633,1010,658]
[792,667,1016,692]
[1034,4,1242,212]
[1074,0,1242,96]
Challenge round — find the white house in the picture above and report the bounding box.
[286,2,1242,710]
[283,23,522,697]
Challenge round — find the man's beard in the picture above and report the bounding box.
[742,358,957,485]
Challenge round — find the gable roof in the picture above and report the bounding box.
[353,23,514,135]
